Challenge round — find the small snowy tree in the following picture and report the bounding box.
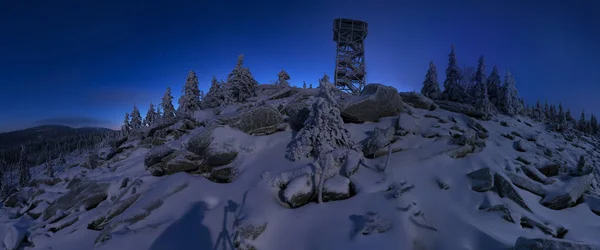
[276,70,291,87]
[286,76,358,161]
[18,145,30,188]
[442,45,466,102]
[225,54,259,103]
[121,112,131,136]
[144,103,158,126]
[421,61,441,100]
[303,81,307,89]
[130,105,143,129]
[590,114,598,134]
[201,76,222,108]
[161,87,176,122]
[557,102,565,123]
[486,65,502,106]
[578,110,587,132]
[178,70,201,114]
[499,69,523,116]
[472,56,496,114]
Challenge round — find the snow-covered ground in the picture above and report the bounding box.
[2,85,600,250]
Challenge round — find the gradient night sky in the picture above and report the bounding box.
[1,0,599,132]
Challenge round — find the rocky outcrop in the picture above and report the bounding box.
[143,145,175,167]
[467,168,531,212]
[467,168,495,192]
[341,84,403,123]
[43,181,109,220]
[361,126,396,158]
[434,100,489,120]
[284,95,315,131]
[226,106,284,135]
[399,92,437,111]
[541,174,593,210]
[514,237,600,250]
[282,174,315,208]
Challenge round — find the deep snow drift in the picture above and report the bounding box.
[2,84,600,250]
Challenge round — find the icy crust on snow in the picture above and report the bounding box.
[2,87,600,250]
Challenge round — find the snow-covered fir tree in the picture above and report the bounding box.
[277,70,291,87]
[226,54,259,103]
[18,145,30,188]
[130,105,143,129]
[303,81,307,89]
[286,75,358,161]
[178,70,201,114]
[473,56,496,114]
[421,61,441,100]
[549,105,557,122]
[578,110,587,132]
[442,45,466,102]
[161,87,176,122]
[499,69,523,116]
[144,103,158,126]
[461,66,476,99]
[558,102,566,123]
[486,65,502,107]
[544,100,549,118]
[590,114,598,134]
[121,112,131,136]
[201,76,222,108]
[309,83,313,89]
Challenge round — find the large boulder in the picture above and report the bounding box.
[143,145,175,167]
[282,174,315,208]
[541,174,593,210]
[514,237,600,250]
[227,106,284,135]
[494,173,531,212]
[160,152,203,176]
[284,94,315,131]
[361,126,395,158]
[43,181,109,220]
[186,129,239,167]
[341,84,403,123]
[467,168,495,192]
[322,175,354,202]
[399,92,437,111]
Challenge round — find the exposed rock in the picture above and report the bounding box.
[353,211,392,236]
[493,173,532,212]
[521,164,548,183]
[205,167,239,183]
[467,168,495,192]
[233,222,268,250]
[362,126,395,158]
[447,145,474,159]
[520,216,557,237]
[28,177,62,187]
[340,150,363,177]
[434,100,489,119]
[162,153,201,175]
[541,174,593,210]
[341,84,403,123]
[282,174,315,208]
[186,129,212,156]
[585,195,600,216]
[398,92,437,111]
[514,237,600,250]
[323,175,354,202]
[44,181,109,220]
[283,94,315,131]
[268,87,298,100]
[205,144,238,167]
[468,118,488,133]
[537,161,561,177]
[3,224,28,250]
[524,133,539,142]
[436,177,450,190]
[228,106,284,135]
[143,145,175,167]
[452,130,477,146]
[483,204,515,223]
[505,172,547,196]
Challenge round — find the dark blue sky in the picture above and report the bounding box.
[1,0,599,131]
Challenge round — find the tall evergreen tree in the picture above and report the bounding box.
[121,112,131,136]
[226,54,259,103]
[442,45,465,102]
[18,145,30,188]
[161,87,176,122]
[578,110,587,132]
[499,69,523,116]
[566,109,574,122]
[130,105,143,129]
[277,70,291,87]
[590,114,598,134]
[473,56,495,114]
[144,103,158,126]
[178,70,201,114]
[486,65,502,106]
[421,61,441,99]
[558,102,565,123]
[544,100,549,118]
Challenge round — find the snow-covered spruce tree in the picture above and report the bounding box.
[578,110,587,132]
[590,114,598,135]
[201,76,222,108]
[226,54,259,103]
[144,103,158,126]
[557,102,566,123]
[486,65,502,107]
[178,70,201,114]
[461,66,476,99]
[121,112,131,136]
[544,100,549,118]
[498,69,523,116]
[161,87,176,122]
[421,61,441,100]
[18,145,30,188]
[473,56,496,114]
[277,70,291,87]
[286,76,358,161]
[130,105,143,129]
[442,45,466,102]
[303,81,307,89]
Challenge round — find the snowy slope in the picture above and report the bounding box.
[2,86,600,250]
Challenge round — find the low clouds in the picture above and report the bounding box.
[32,116,116,129]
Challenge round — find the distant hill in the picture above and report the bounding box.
[0,125,113,149]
